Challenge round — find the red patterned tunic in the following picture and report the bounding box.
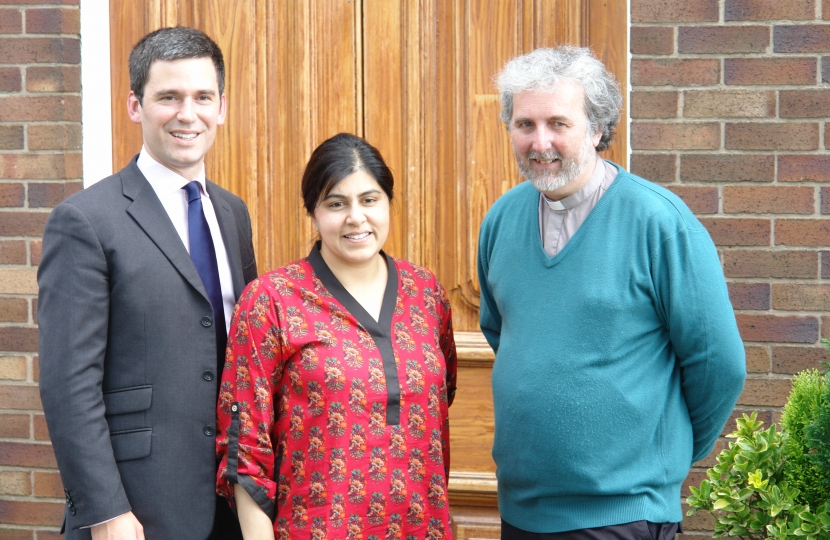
[217,246,457,540]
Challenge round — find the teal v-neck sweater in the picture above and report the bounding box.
[478,165,745,533]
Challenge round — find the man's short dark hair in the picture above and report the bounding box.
[129,26,225,104]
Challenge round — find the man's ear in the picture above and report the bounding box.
[217,93,227,126]
[127,91,142,125]
[591,128,602,149]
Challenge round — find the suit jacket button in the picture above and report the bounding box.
[201,316,213,327]
[69,506,76,515]
[203,371,215,381]
[204,426,215,436]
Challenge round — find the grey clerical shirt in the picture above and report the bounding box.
[538,157,619,257]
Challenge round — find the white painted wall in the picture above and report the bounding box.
[79,0,113,187]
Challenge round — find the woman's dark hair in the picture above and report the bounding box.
[301,133,394,214]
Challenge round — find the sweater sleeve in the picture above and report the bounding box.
[216,277,284,519]
[477,213,502,353]
[652,226,746,463]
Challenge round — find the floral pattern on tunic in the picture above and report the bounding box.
[217,249,457,539]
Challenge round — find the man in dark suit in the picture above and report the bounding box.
[38,27,256,540]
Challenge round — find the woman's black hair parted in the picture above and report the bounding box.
[129,26,225,104]
[301,133,394,214]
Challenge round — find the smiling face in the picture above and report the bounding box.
[509,80,601,199]
[127,57,226,180]
[312,169,390,270]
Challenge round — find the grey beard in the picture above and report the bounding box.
[517,135,597,193]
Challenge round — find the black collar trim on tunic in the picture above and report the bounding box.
[307,243,402,425]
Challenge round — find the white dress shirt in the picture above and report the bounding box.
[137,148,235,332]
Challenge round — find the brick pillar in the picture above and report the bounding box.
[630,0,830,537]
[0,1,81,537]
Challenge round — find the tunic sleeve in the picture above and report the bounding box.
[216,277,286,518]
[435,280,457,407]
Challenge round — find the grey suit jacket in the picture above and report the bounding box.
[38,158,257,539]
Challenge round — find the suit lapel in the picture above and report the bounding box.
[206,181,245,300]
[121,159,210,302]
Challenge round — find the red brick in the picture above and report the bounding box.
[38,534,64,540]
[683,502,716,530]
[724,58,816,85]
[726,123,818,151]
[631,58,720,86]
[699,218,770,246]
[0,125,23,149]
[0,95,80,121]
[0,528,33,540]
[0,327,38,352]
[0,66,20,91]
[738,378,793,407]
[0,413,29,438]
[0,441,55,468]
[630,91,678,119]
[28,181,81,207]
[820,187,830,214]
[0,297,27,322]
[0,384,41,409]
[773,283,830,311]
[25,7,79,34]
[0,8,20,33]
[726,0,814,20]
[0,36,78,63]
[745,345,770,373]
[32,297,36,324]
[723,250,817,278]
[631,122,719,150]
[0,210,48,236]
[33,413,49,440]
[679,25,769,53]
[0,153,81,179]
[775,26,830,53]
[0,355,26,379]
[780,155,830,182]
[632,0,718,22]
[630,153,676,183]
[0,470,29,495]
[684,90,775,118]
[728,282,770,310]
[772,346,829,374]
[776,219,830,246]
[0,499,63,526]
[681,154,774,182]
[821,251,830,277]
[682,469,708,497]
[665,186,718,214]
[736,314,818,343]
[723,185,813,214]
[0,182,24,207]
[26,65,79,92]
[28,123,80,150]
[0,240,26,265]
[30,239,41,266]
[33,471,62,498]
[781,90,830,118]
[631,26,674,54]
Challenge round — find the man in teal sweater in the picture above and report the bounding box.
[478,46,746,540]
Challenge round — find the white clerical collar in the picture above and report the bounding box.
[136,147,209,198]
[543,155,605,212]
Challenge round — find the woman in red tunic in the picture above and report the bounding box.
[216,133,457,540]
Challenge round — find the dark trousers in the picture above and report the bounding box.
[501,519,681,540]
[208,494,243,540]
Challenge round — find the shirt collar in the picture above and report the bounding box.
[136,147,208,198]
[543,155,605,212]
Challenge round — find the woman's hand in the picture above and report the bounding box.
[234,484,275,540]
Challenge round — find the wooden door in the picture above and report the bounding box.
[109,0,627,530]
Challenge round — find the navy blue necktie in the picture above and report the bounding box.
[184,181,226,373]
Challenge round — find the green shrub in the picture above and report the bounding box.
[686,411,830,539]
[781,369,829,510]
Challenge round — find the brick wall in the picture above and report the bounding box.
[0,0,80,537]
[630,0,830,537]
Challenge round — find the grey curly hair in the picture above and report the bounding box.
[496,46,622,152]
